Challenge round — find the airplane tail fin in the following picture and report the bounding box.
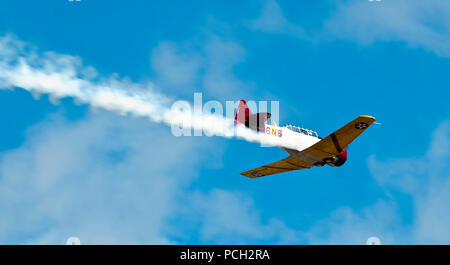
[234,99,271,132]
[234,100,251,125]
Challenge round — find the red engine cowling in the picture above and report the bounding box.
[333,149,347,167]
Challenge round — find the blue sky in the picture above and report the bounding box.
[0,0,449,244]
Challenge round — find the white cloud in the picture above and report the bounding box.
[249,0,450,57]
[150,36,252,99]
[325,0,450,57]
[369,121,450,243]
[305,201,399,244]
[202,36,251,99]
[414,176,450,242]
[190,189,299,244]
[151,42,201,92]
[249,0,305,38]
[306,120,450,244]
[0,112,212,244]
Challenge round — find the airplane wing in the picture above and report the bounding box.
[240,156,313,178]
[302,115,376,160]
[240,115,376,178]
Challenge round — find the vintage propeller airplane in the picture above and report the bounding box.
[235,100,376,178]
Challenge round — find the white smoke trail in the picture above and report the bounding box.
[0,34,303,150]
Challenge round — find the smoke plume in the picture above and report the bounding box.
[0,34,310,150]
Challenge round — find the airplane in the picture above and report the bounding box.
[235,100,376,178]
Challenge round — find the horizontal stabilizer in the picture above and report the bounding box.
[234,99,271,132]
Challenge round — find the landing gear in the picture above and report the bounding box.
[323,157,334,163]
[314,162,325,167]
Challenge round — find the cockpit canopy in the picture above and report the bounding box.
[285,124,319,138]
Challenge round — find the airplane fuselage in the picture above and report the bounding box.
[262,123,321,152]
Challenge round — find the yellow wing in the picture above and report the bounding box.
[241,115,376,178]
[302,115,376,160]
[240,156,312,178]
